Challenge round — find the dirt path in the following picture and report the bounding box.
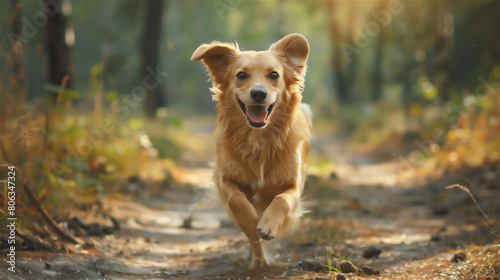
[2,132,499,279]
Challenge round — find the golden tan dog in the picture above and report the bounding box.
[191,34,311,267]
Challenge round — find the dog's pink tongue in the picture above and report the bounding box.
[246,105,268,123]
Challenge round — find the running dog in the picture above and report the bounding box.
[191,34,311,266]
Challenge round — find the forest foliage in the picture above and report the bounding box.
[0,0,498,226]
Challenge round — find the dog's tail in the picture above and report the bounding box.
[300,103,313,129]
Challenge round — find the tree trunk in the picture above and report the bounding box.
[433,2,453,101]
[45,0,71,101]
[328,0,358,104]
[1,0,24,135]
[371,1,388,103]
[11,0,25,103]
[142,0,165,118]
[400,1,423,110]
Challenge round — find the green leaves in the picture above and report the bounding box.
[44,83,63,93]
[169,117,182,128]
[60,89,80,100]
[417,75,438,100]
[105,91,119,102]
[91,63,103,78]
[81,178,99,190]
[44,83,80,102]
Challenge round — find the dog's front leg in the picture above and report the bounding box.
[257,184,300,240]
[222,178,267,266]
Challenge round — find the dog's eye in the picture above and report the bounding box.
[236,72,247,80]
[269,72,279,80]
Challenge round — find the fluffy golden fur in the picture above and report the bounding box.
[191,34,311,267]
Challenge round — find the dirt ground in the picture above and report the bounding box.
[1,128,499,280]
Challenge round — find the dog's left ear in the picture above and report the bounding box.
[270,34,309,76]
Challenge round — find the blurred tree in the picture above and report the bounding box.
[401,2,423,109]
[371,0,388,102]
[0,0,25,136]
[10,0,25,99]
[142,0,165,118]
[432,2,453,101]
[45,0,71,100]
[451,0,499,89]
[328,0,358,104]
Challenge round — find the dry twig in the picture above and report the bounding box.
[23,182,80,244]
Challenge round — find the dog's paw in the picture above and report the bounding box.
[257,226,275,240]
[258,199,287,240]
[258,215,282,240]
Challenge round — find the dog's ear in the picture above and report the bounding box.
[269,34,309,76]
[191,42,238,86]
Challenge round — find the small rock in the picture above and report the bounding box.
[336,275,346,280]
[362,208,372,214]
[109,216,121,229]
[433,205,449,216]
[83,241,94,249]
[451,252,466,263]
[182,216,193,229]
[360,266,380,275]
[339,260,358,273]
[329,259,359,274]
[363,246,382,259]
[299,259,323,271]
[430,234,441,242]
[329,172,339,179]
[102,226,115,235]
[44,263,51,269]
[299,241,319,248]
[86,223,115,236]
[71,215,90,229]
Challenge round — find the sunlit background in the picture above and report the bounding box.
[0,1,499,278]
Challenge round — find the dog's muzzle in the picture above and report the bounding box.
[237,98,276,128]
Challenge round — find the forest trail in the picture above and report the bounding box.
[2,131,498,280]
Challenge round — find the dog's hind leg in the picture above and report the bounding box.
[249,239,266,267]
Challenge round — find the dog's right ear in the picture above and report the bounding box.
[191,42,238,86]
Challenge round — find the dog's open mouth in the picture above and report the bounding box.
[237,98,276,128]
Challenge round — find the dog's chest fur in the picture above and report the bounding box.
[215,101,307,196]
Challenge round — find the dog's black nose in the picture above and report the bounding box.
[250,89,267,103]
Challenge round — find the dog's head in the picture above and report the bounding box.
[192,34,309,128]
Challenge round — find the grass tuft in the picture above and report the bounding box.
[325,246,353,273]
[446,184,500,239]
